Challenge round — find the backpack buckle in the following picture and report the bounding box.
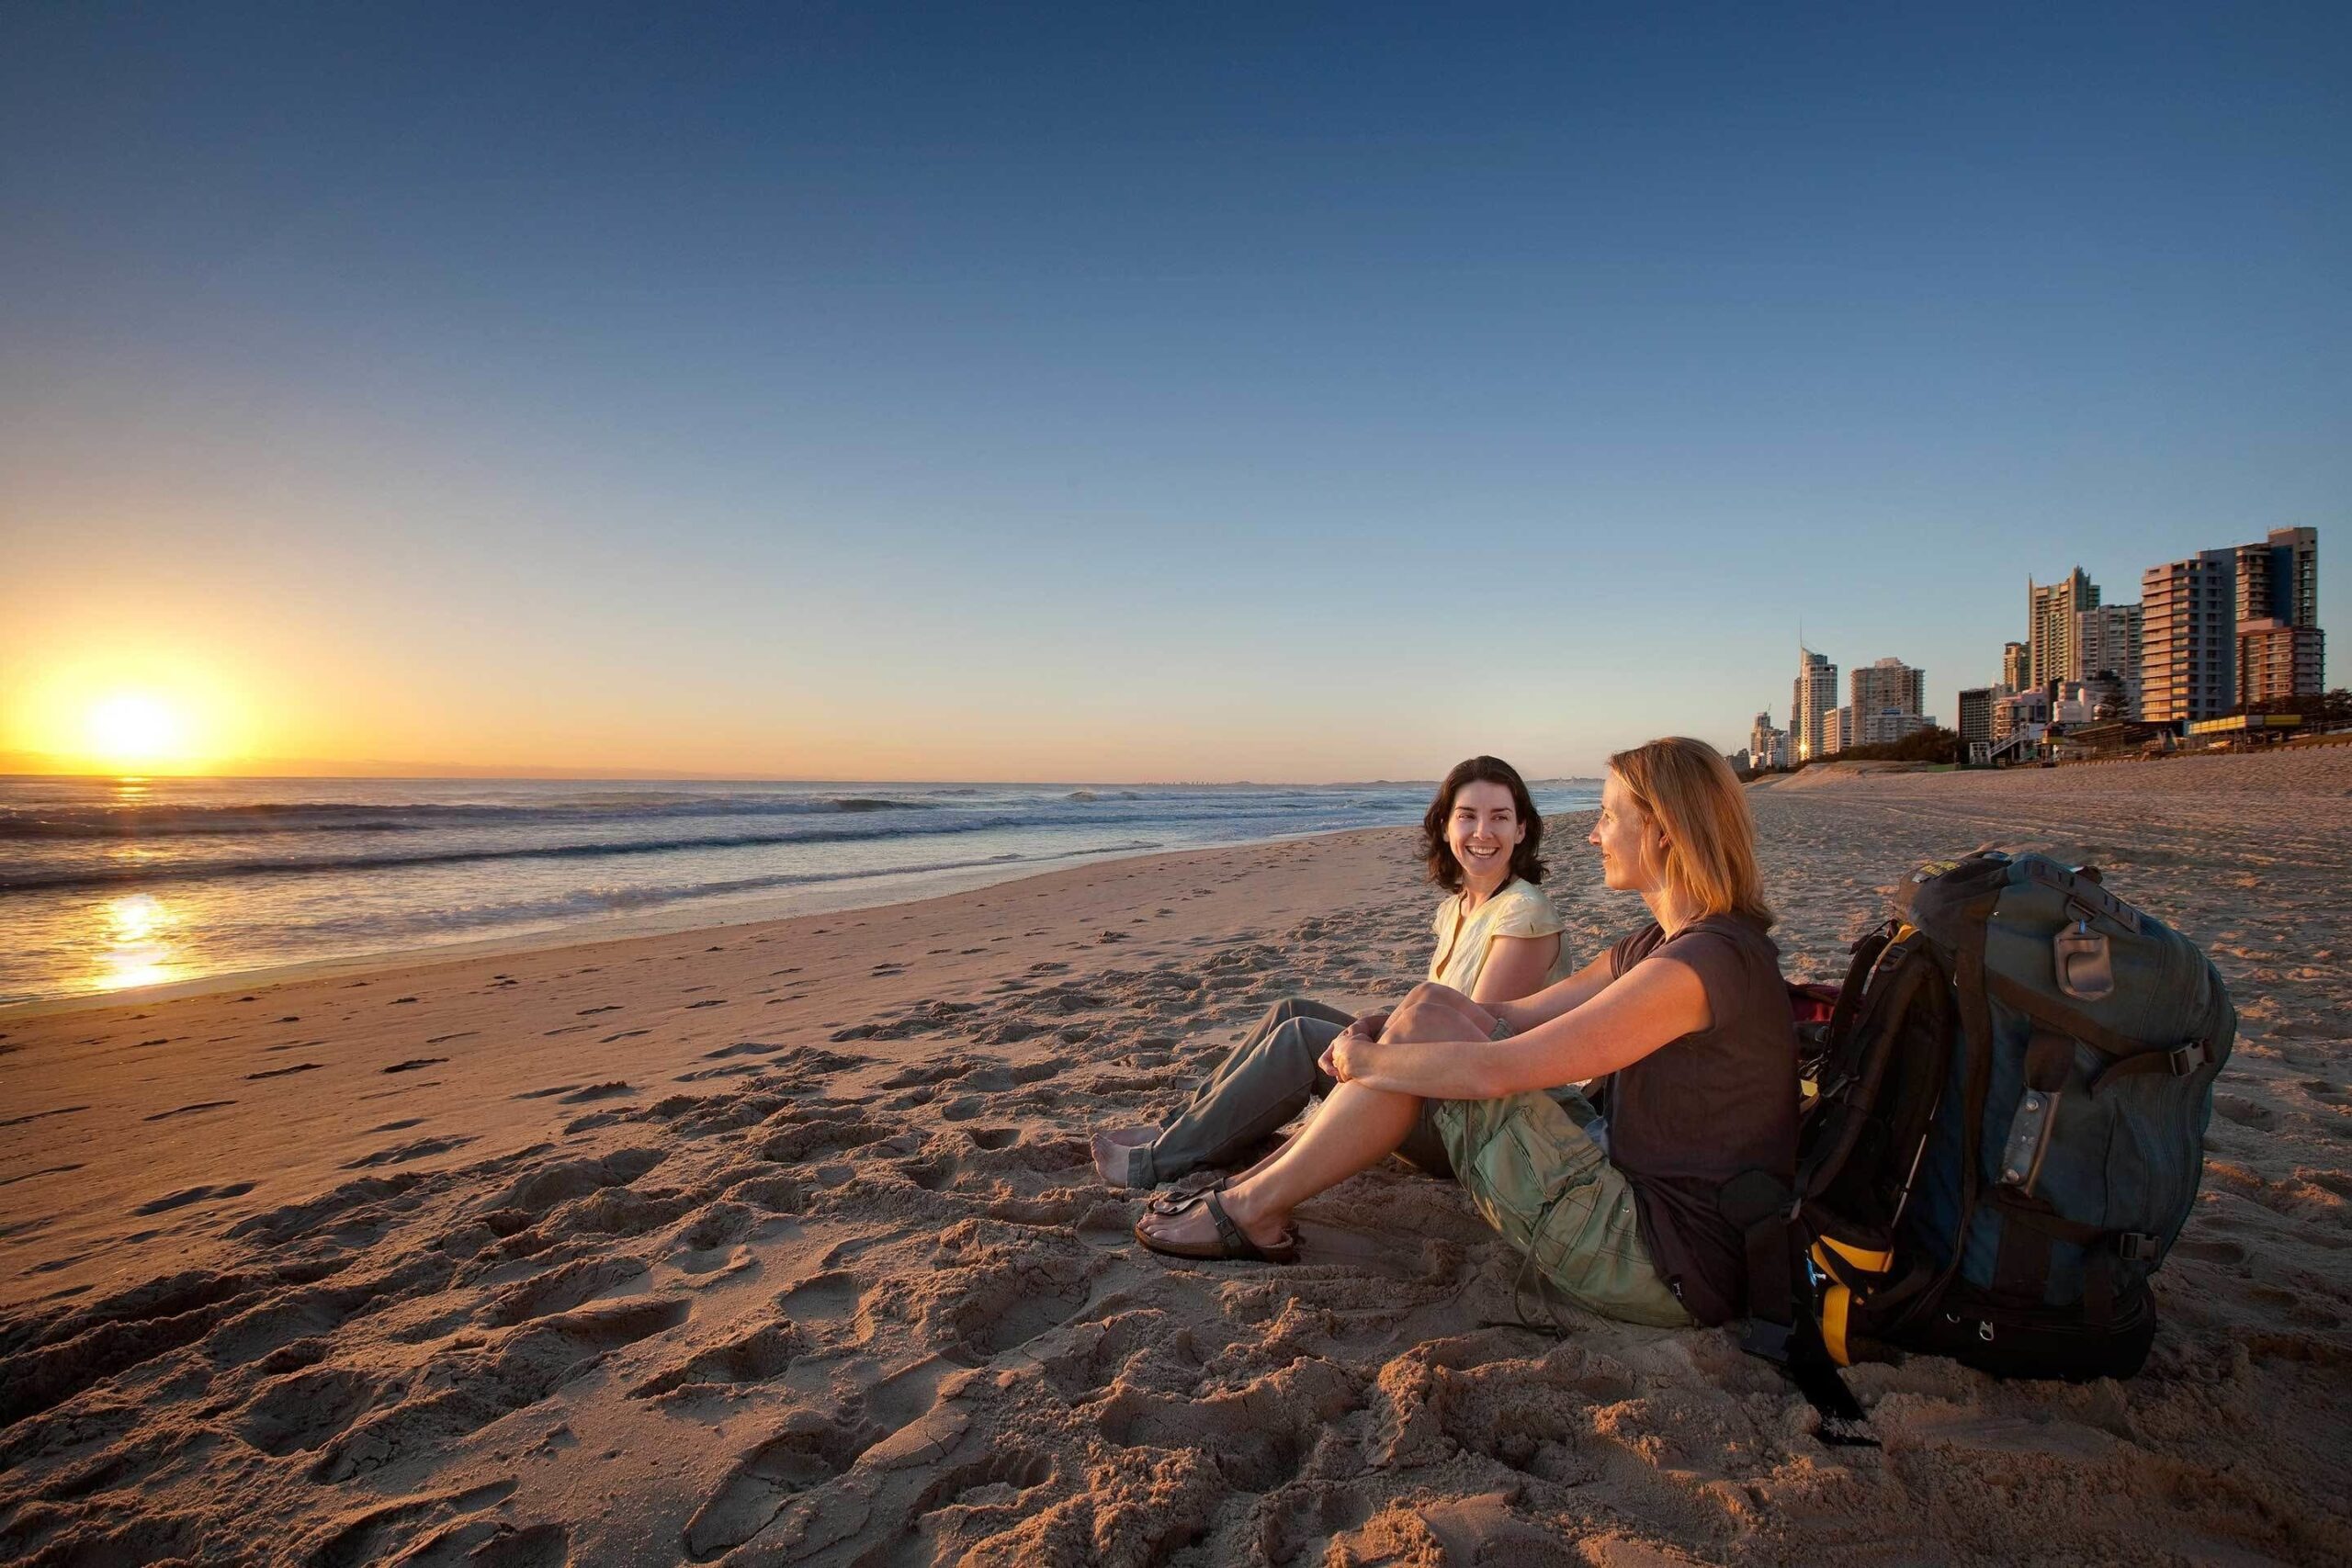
[2166,1042,2211,1077]
[2052,922,2115,1002]
[2116,1233,2161,1263]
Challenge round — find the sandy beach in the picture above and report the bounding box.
[4,750,2348,1567]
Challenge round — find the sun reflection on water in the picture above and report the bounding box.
[91,892,182,992]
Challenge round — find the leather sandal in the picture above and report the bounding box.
[1143,1172,1228,1216]
[1134,1191,1298,1264]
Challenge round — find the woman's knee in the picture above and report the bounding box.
[1388,990,1484,1043]
[1258,996,1319,1032]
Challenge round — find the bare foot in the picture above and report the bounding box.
[1091,1126,1155,1186]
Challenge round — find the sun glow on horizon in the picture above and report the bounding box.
[85,692,191,768]
[7,656,254,775]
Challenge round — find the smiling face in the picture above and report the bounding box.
[1589,770,1660,893]
[1446,778,1525,891]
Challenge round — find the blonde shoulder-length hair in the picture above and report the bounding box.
[1606,736,1775,930]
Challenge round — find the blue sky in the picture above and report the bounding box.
[3,3,2345,779]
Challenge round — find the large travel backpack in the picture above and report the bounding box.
[1734,851,2235,1398]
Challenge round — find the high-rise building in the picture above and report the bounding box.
[1747,711,1789,770]
[2142,550,2236,724]
[2076,603,2143,720]
[1848,656,1930,746]
[1958,687,1995,749]
[1860,711,1935,747]
[2234,527,2323,705]
[2030,568,2098,688]
[2236,527,2319,630]
[2237,621,2324,707]
[2001,640,2030,694]
[1850,657,1926,718]
[1819,705,1856,757]
[1792,648,1837,762]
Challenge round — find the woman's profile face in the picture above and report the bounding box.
[1446,778,1525,884]
[1589,771,1654,892]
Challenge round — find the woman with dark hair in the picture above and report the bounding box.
[1091,755,1568,1191]
[1418,755,1559,1002]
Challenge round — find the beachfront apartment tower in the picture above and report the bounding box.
[2001,640,2030,694]
[1819,705,1857,757]
[2076,603,2143,720]
[1748,711,1790,770]
[1850,656,1930,746]
[1792,648,1838,762]
[2234,527,2324,705]
[1958,687,1995,750]
[2030,569,2098,689]
[2142,550,2237,724]
[2236,527,2320,631]
[1851,657,1926,717]
[2238,621,2324,707]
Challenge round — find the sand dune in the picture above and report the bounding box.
[3,753,2348,1565]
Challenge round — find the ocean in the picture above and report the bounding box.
[0,775,1601,1008]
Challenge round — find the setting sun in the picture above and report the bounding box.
[5,653,254,775]
[85,692,189,767]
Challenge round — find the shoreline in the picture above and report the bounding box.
[0,822,1439,1021]
[14,744,2330,1021]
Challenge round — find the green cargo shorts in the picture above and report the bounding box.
[1430,1089,1695,1329]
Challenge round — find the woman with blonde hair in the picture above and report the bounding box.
[1136,737,1796,1332]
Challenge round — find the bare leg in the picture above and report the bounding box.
[1136,1079,1423,1250]
[1189,987,1494,1196]
[1135,982,1501,1252]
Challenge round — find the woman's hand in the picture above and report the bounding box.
[1318,1016,1382,1083]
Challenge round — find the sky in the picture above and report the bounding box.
[3,2,2346,781]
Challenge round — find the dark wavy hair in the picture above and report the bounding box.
[1420,755,1545,893]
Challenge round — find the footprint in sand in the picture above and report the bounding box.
[380,1057,447,1074]
[630,1319,803,1400]
[2214,1094,2279,1131]
[758,1112,895,1163]
[675,1063,761,1083]
[132,1180,257,1214]
[143,1100,237,1122]
[246,1061,324,1080]
[233,1365,379,1455]
[316,1299,687,1485]
[341,1134,476,1169]
[556,1081,634,1104]
[683,1414,875,1560]
[2174,1235,2250,1265]
[0,1105,90,1129]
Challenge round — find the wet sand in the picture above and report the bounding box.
[3,750,2347,1565]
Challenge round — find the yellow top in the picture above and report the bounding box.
[1427,876,1570,995]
